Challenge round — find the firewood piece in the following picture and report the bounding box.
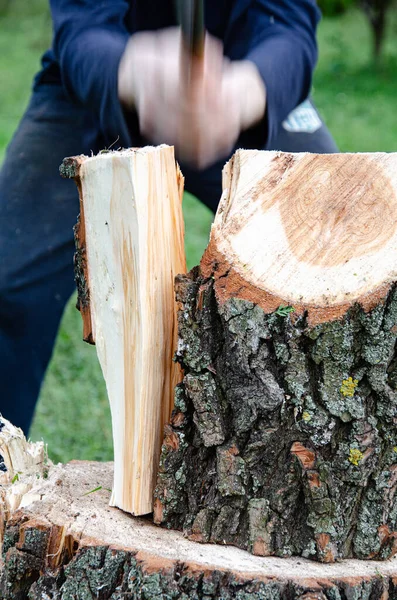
[2,459,397,599]
[60,146,186,516]
[154,150,397,562]
[0,417,46,550]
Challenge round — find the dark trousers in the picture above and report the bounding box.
[0,84,338,434]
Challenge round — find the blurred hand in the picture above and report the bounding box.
[118,28,266,169]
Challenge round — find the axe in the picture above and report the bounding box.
[176,0,205,86]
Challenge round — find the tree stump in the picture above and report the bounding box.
[2,453,397,600]
[154,150,397,563]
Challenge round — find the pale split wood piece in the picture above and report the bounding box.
[61,146,186,515]
[0,416,46,550]
[202,150,397,325]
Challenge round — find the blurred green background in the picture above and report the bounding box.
[1,0,397,463]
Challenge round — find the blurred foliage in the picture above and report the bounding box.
[0,0,50,160]
[313,7,397,152]
[0,0,49,17]
[360,0,393,60]
[317,0,394,60]
[317,0,356,17]
[0,0,10,15]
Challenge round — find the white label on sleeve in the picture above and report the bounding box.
[282,100,322,134]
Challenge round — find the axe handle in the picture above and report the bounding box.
[176,0,205,87]
[181,0,205,59]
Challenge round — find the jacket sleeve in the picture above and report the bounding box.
[239,0,321,149]
[49,0,131,146]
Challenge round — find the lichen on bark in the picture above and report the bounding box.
[59,156,83,180]
[154,269,397,562]
[73,214,94,345]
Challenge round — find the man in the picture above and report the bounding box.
[0,0,337,434]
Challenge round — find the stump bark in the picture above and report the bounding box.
[2,457,397,600]
[154,150,397,563]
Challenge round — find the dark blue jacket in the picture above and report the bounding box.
[37,0,321,149]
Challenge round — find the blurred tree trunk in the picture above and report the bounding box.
[360,0,392,61]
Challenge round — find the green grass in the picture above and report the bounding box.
[0,0,52,161]
[312,8,397,152]
[0,2,396,462]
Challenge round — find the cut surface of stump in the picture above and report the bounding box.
[154,150,397,562]
[60,146,186,516]
[2,459,397,599]
[205,150,397,325]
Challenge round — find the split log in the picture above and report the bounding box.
[154,150,397,563]
[60,146,186,516]
[2,453,397,599]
